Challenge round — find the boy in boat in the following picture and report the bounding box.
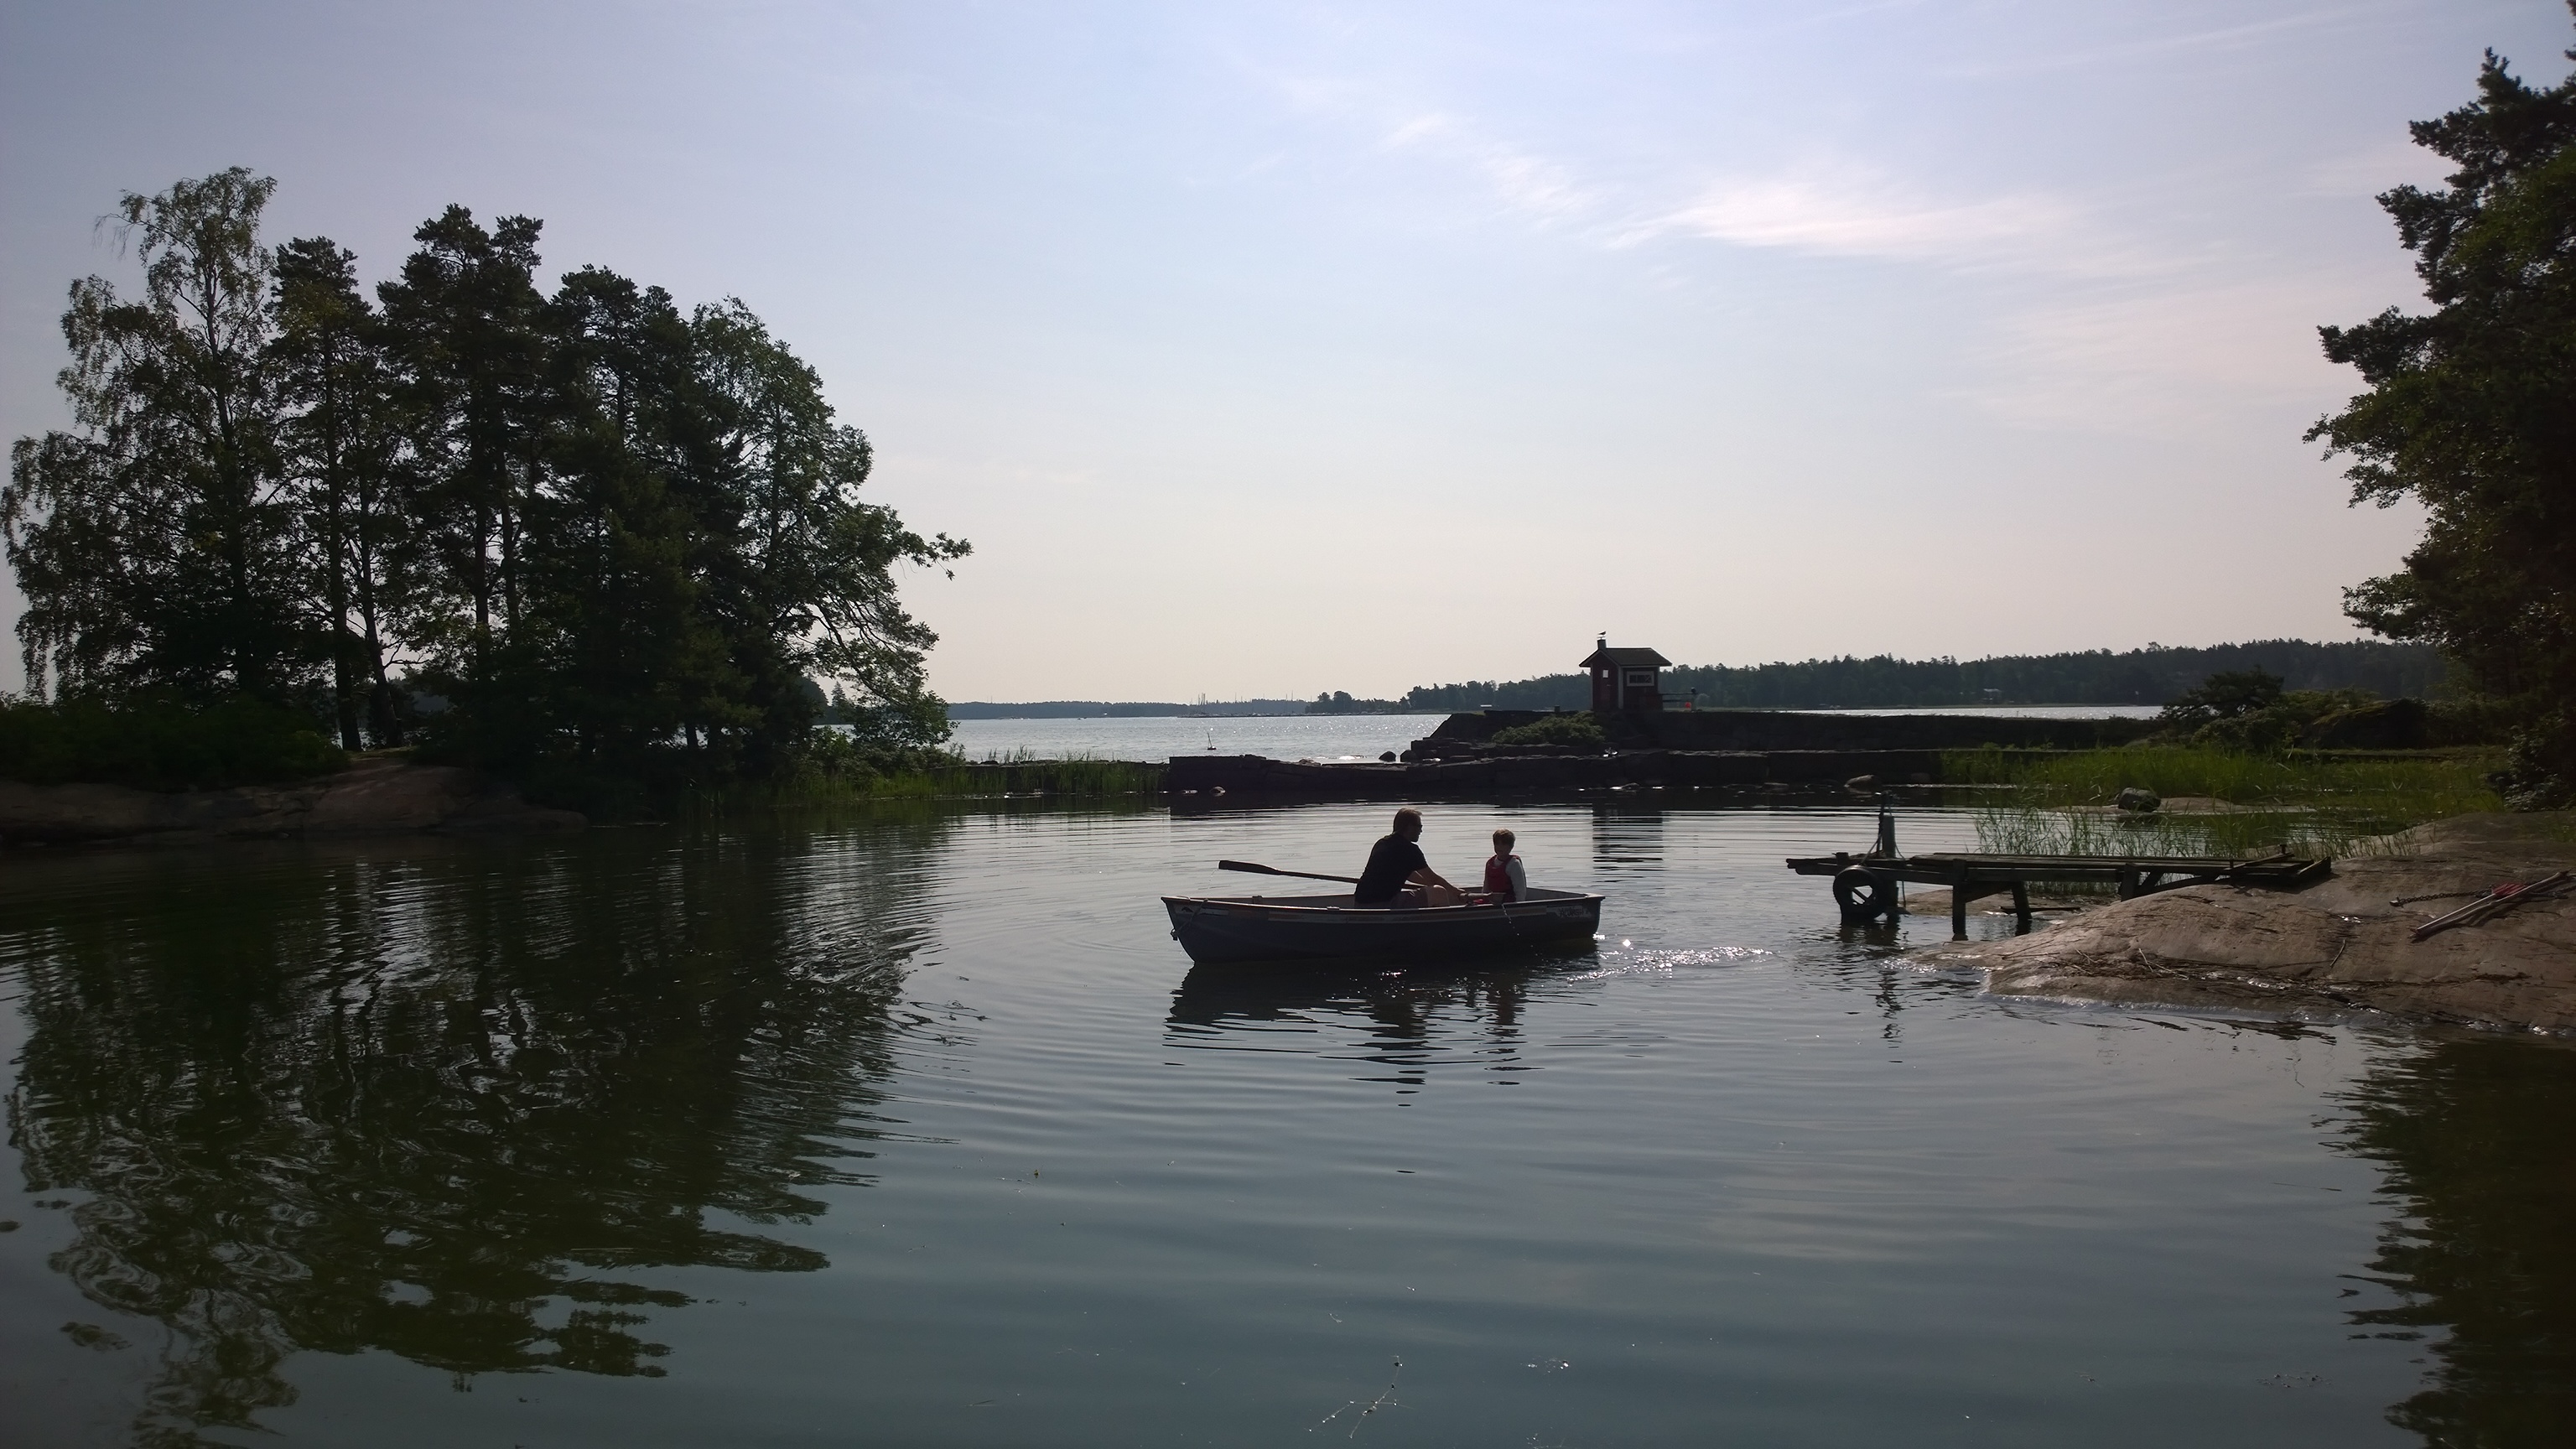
[1483,828,1527,902]
[1353,807,1467,908]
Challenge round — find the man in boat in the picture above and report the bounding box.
[1353,807,1467,908]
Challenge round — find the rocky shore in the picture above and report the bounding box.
[0,756,585,847]
[1928,812,2576,1031]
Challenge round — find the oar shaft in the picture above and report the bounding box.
[1218,860,1362,885]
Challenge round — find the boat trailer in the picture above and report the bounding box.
[1786,798,2333,937]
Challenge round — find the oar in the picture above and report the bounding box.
[1218,860,1361,885]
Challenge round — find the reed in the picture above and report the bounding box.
[1945,745,2506,861]
[671,749,1161,811]
[1966,802,2384,862]
[916,754,1163,797]
[1943,745,2500,810]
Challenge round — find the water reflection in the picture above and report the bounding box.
[2338,1037,2576,1446]
[1167,961,1582,1095]
[1587,798,1665,869]
[3,818,943,1442]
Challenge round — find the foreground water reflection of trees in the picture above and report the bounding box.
[3,819,943,1445]
[2339,1037,2576,1446]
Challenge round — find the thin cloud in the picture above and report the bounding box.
[1935,5,2388,81]
[2301,137,2449,199]
[1375,121,2125,278]
[1956,281,2364,433]
[1639,170,2074,262]
[1381,112,1595,219]
[1610,162,2170,279]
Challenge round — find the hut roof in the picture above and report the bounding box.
[1580,645,1671,668]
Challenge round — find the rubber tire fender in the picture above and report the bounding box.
[1832,866,1898,924]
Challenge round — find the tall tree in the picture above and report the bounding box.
[4,168,308,703]
[686,300,968,773]
[376,207,548,683]
[273,236,412,747]
[534,266,731,769]
[2311,11,2576,805]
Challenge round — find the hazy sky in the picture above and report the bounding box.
[4,2,2569,702]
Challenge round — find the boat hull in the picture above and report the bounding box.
[1161,888,1604,967]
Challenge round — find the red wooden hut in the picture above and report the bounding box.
[1581,636,1672,714]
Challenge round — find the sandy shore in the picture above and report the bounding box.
[1925,812,2576,1031]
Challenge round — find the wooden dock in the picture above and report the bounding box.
[1786,845,2332,936]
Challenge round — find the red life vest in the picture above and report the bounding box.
[1483,854,1519,896]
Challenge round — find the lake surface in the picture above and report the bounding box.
[948,714,1441,762]
[945,707,2158,763]
[3,800,2569,1447]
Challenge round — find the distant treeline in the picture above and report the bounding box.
[948,699,1308,719]
[1398,641,2449,713]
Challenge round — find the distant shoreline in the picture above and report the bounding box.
[946,702,1436,720]
[947,704,2156,721]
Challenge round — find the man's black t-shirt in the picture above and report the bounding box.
[1354,834,1428,905]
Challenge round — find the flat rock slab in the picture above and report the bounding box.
[0,757,585,846]
[1924,813,2576,1031]
[1901,887,2096,917]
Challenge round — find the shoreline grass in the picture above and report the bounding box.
[1942,745,2506,860]
[678,750,1165,810]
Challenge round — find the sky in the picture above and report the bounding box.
[3,1,2570,703]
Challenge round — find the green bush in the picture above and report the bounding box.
[1488,713,1607,749]
[2185,688,2376,752]
[0,696,347,792]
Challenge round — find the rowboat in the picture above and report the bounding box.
[1161,888,1604,967]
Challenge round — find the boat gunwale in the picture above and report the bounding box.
[1162,887,1600,918]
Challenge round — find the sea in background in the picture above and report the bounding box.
[4,797,2568,1446]
[947,705,2160,763]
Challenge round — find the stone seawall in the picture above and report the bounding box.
[1417,709,2155,755]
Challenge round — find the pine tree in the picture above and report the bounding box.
[2312,9,2576,804]
[273,236,412,746]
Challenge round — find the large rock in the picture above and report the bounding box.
[1926,812,2576,1030]
[0,756,584,846]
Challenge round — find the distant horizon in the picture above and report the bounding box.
[947,635,2442,714]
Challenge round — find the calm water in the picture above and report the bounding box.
[943,708,2158,762]
[947,714,1440,762]
[3,801,2569,1447]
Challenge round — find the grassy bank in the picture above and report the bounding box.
[1941,745,2505,860]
